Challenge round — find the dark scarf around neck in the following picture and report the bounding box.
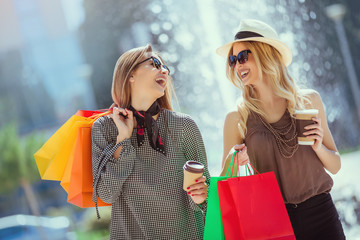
[129,101,165,154]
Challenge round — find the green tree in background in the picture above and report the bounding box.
[0,124,44,216]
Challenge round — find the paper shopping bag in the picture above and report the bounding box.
[35,110,111,207]
[65,127,111,207]
[34,116,93,180]
[203,152,240,240]
[216,152,251,240]
[222,163,295,240]
[217,179,242,239]
[203,176,228,240]
[59,110,106,191]
[35,110,106,180]
[58,110,110,207]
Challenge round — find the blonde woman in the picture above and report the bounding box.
[218,19,345,240]
[92,44,209,239]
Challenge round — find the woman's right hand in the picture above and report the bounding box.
[220,143,250,176]
[111,107,134,142]
[232,144,249,166]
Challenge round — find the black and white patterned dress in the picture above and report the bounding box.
[92,109,210,240]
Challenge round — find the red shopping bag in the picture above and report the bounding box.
[218,152,295,240]
[216,152,242,239]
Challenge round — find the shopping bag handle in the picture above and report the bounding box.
[245,161,251,176]
[88,109,113,122]
[228,151,261,177]
[224,151,240,177]
[246,160,260,175]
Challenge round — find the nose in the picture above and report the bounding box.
[160,65,169,75]
[234,61,243,71]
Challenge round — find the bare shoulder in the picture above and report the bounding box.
[223,110,242,145]
[224,110,241,125]
[299,88,323,108]
[223,110,243,141]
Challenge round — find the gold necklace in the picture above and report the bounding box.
[256,111,299,158]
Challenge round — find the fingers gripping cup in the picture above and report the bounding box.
[183,161,204,191]
[294,109,319,145]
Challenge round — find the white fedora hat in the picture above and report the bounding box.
[216,19,292,66]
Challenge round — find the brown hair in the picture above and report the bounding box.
[111,44,174,110]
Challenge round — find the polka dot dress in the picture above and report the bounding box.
[92,109,210,240]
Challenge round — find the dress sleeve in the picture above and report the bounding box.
[181,116,211,212]
[91,117,136,204]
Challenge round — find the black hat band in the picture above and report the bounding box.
[234,31,264,40]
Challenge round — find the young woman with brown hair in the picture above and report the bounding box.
[92,44,209,239]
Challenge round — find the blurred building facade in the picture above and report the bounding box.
[0,0,95,133]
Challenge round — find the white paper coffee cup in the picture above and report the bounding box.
[294,109,319,145]
[183,161,204,191]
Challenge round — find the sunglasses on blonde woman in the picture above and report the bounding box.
[228,50,252,68]
[135,56,170,75]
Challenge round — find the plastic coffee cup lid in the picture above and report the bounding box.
[183,161,204,173]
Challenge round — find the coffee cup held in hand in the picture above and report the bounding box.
[183,161,204,191]
[294,109,319,145]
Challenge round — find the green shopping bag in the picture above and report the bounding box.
[203,152,240,240]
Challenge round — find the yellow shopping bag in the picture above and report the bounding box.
[34,110,110,181]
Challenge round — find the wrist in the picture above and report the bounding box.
[116,135,127,143]
[313,143,325,153]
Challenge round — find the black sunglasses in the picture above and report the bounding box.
[228,50,252,68]
[135,56,170,75]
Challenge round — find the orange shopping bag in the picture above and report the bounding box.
[65,126,110,207]
[35,110,111,207]
[59,110,106,191]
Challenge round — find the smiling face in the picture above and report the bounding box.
[232,42,259,86]
[111,44,173,110]
[129,52,170,104]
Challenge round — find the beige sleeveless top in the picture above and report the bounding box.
[244,110,333,204]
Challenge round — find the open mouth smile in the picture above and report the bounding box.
[240,70,249,79]
[155,78,166,88]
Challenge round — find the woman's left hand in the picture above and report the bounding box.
[185,176,207,204]
[303,117,324,152]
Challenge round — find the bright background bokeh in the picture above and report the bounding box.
[0,0,359,239]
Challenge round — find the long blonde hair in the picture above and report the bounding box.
[111,44,174,110]
[226,41,310,139]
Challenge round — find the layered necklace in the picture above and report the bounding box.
[256,110,299,158]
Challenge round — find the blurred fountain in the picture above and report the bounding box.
[325,4,360,125]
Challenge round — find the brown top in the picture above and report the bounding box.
[244,110,333,204]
